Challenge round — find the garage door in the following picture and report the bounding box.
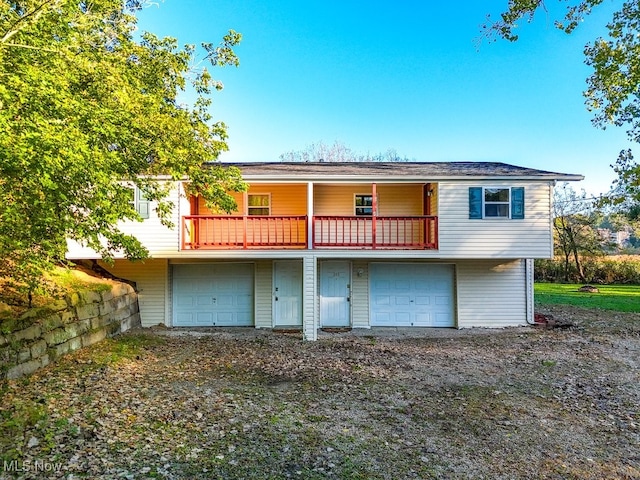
[370,263,454,327]
[172,263,254,326]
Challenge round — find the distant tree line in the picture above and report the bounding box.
[279,141,414,163]
[538,182,640,283]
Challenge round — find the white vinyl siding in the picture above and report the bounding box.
[456,259,527,328]
[351,260,369,328]
[68,180,555,261]
[302,255,318,341]
[255,260,273,328]
[98,258,168,327]
[66,182,182,259]
[438,181,553,258]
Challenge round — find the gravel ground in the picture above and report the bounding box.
[1,305,639,479]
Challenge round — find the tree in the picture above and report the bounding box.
[552,183,610,281]
[485,1,640,208]
[0,0,247,300]
[597,149,640,215]
[279,141,413,163]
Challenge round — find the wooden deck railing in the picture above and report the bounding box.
[312,216,438,249]
[181,215,438,250]
[182,216,307,249]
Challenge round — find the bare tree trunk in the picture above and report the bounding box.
[572,246,586,283]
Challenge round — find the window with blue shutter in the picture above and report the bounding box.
[469,186,525,219]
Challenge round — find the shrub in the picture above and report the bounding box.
[534,256,640,284]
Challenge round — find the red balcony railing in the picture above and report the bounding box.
[181,215,438,250]
[312,216,438,249]
[182,216,307,249]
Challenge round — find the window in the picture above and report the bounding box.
[484,188,510,218]
[469,187,525,220]
[355,194,373,216]
[248,194,270,215]
[128,187,150,219]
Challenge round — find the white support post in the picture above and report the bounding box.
[307,182,314,250]
[302,255,318,341]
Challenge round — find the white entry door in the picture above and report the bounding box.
[370,263,454,327]
[273,261,303,327]
[320,261,351,327]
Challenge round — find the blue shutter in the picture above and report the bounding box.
[469,187,482,219]
[511,187,525,219]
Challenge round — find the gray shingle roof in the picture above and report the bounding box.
[217,161,583,181]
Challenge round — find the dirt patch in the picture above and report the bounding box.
[1,305,639,479]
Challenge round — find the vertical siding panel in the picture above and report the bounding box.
[255,260,273,328]
[456,259,527,328]
[302,255,318,341]
[351,260,369,328]
[98,259,168,327]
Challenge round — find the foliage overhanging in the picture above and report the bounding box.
[0,0,247,297]
[485,0,640,211]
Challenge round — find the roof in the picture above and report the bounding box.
[216,161,584,182]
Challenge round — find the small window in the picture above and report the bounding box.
[469,186,525,220]
[355,194,373,216]
[248,194,270,215]
[484,188,510,218]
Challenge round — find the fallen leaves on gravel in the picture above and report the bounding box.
[1,305,639,479]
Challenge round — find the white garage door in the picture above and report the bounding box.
[172,263,254,327]
[370,263,454,327]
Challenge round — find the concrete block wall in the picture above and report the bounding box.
[0,282,140,379]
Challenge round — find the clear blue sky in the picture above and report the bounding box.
[136,0,633,196]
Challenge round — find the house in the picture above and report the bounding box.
[597,227,632,250]
[66,161,583,340]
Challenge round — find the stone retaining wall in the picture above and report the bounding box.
[0,282,140,379]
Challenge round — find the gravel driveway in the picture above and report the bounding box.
[1,305,639,479]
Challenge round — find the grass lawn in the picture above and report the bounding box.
[535,282,640,313]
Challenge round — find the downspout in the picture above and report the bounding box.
[525,258,535,325]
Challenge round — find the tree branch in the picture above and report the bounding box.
[1,42,58,53]
[0,0,63,44]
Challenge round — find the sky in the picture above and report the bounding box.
[135,0,634,196]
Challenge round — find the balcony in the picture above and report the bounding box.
[313,216,437,249]
[181,215,438,250]
[182,216,307,249]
